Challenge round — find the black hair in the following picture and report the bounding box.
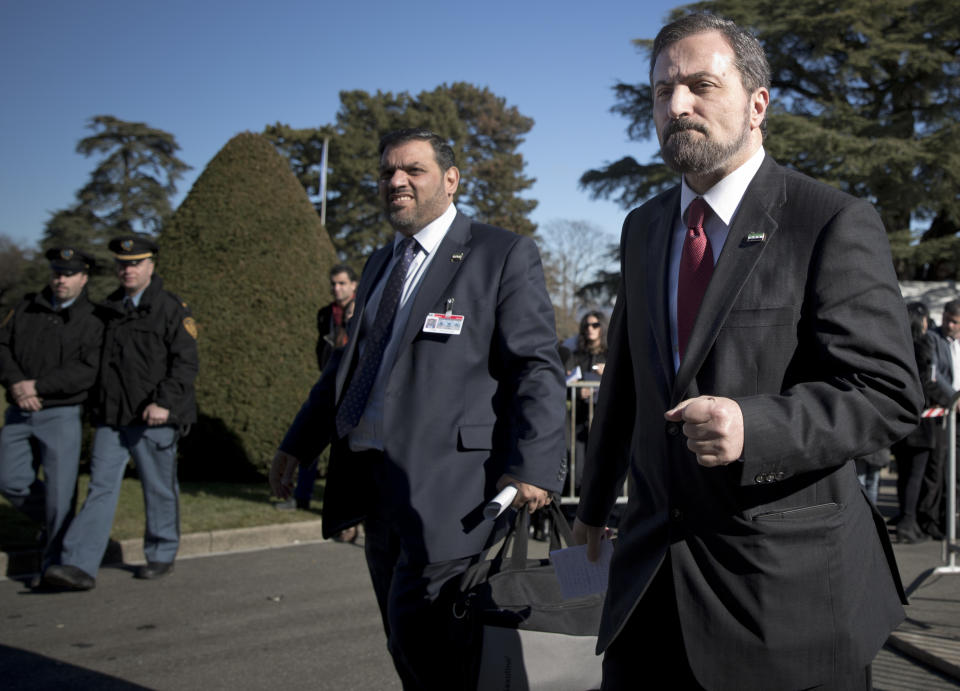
[378,128,456,171]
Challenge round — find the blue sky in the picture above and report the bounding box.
[0,0,682,250]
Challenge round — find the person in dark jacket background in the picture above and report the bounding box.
[44,236,198,591]
[892,302,950,543]
[566,310,608,493]
[276,264,358,516]
[0,248,102,577]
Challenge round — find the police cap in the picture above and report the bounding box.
[45,247,95,274]
[109,235,158,263]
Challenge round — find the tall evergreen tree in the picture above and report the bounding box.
[75,115,191,235]
[265,82,537,269]
[159,132,337,478]
[33,116,191,300]
[0,235,33,313]
[581,0,960,278]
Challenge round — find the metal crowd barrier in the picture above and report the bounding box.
[559,381,627,506]
[905,390,960,596]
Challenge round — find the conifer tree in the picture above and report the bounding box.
[266,82,537,269]
[160,132,337,477]
[581,0,960,278]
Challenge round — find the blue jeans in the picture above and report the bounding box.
[60,425,179,577]
[0,405,82,567]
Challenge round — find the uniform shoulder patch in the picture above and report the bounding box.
[182,316,198,340]
[1,308,13,329]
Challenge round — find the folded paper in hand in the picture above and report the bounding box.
[550,539,614,599]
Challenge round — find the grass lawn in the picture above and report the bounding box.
[0,396,326,552]
[0,473,322,551]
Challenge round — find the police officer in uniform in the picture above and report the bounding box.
[0,248,102,578]
[44,236,198,590]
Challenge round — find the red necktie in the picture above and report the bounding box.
[677,197,713,360]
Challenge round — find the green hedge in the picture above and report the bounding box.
[159,132,337,478]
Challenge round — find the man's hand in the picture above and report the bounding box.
[11,380,41,411]
[11,379,37,400]
[497,474,550,514]
[142,403,170,426]
[16,395,42,412]
[572,517,608,562]
[270,449,300,499]
[664,396,744,467]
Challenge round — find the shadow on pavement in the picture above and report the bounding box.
[0,644,152,690]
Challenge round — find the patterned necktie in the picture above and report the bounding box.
[335,237,419,438]
[677,197,713,360]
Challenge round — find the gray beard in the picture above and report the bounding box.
[660,120,750,176]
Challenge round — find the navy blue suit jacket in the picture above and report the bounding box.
[282,212,567,563]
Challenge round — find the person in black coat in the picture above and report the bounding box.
[44,236,198,591]
[567,310,608,493]
[276,265,358,517]
[917,300,960,539]
[892,302,951,542]
[0,248,102,575]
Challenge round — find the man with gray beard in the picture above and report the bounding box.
[574,13,921,690]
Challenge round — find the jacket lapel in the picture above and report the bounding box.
[646,189,680,390]
[672,156,786,403]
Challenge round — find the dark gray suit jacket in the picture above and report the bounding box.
[282,212,567,564]
[577,155,923,690]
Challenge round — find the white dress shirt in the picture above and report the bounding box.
[949,337,960,391]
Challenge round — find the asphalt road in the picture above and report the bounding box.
[1,535,958,690]
[0,540,400,691]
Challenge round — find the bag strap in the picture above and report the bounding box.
[548,501,576,546]
[458,496,575,589]
[507,498,577,569]
[507,508,531,570]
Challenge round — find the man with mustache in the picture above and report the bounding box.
[574,13,921,690]
[0,248,101,582]
[44,236,198,591]
[271,128,566,689]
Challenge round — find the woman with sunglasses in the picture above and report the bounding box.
[568,311,608,493]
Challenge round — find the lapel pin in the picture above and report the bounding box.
[746,232,765,243]
[451,252,464,262]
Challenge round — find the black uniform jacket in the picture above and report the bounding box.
[94,276,198,428]
[0,286,102,408]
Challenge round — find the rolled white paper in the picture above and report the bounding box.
[484,484,518,520]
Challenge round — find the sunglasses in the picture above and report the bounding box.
[584,322,601,329]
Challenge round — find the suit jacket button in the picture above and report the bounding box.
[755,474,766,484]
[671,508,683,521]
[667,423,680,436]
[775,471,786,481]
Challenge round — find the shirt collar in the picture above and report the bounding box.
[392,203,457,257]
[126,289,145,307]
[680,146,765,225]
